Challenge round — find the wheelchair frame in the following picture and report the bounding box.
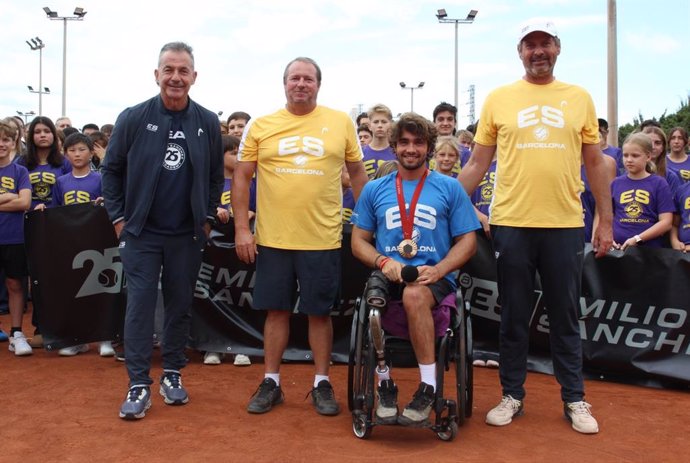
[347,289,473,441]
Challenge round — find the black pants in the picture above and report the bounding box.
[491,226,585,403]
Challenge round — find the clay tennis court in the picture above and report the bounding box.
[3,312,687,463]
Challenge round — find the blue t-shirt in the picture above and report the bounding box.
[52,171,102,206]
[674,181,690,244]
[362,145,396,178]
[611,174,675,247]
[17,157,72,208]
[352,170,480,287]
[0,163,31,245]
[145,115,194,235]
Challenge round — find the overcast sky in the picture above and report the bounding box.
[2,0,688,132]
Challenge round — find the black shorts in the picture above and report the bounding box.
[253,245,341,316]
[0,244,28,279]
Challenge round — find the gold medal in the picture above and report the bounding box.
[398,239,418,259]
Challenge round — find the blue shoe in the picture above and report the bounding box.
[159,370,189,405]
[0,330,8,342]
[119,385,151,420]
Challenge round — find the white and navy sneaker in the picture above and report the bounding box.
[159,370,189,405]
[119,385,152,420]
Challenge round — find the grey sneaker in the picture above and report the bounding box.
[119,385,152,420]
[398,382,435,427]
[375,379,399,424]
[247,378,284,414]
[310,380,340,416]
[486,395,523,426]
[159,370,189,405]
[564,401,599,434]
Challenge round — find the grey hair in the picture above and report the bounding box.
[158,42,194,68]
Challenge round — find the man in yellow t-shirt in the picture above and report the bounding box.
[233,57,368,417]
[458,19,613,435]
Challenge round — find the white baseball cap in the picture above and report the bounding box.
[518,18,558,43]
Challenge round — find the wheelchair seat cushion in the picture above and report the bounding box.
[380,292,456,340]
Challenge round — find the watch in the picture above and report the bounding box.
[634,235,643,243]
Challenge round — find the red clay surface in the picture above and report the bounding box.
[3,312,688,463]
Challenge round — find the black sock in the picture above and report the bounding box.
[11,327,22,337]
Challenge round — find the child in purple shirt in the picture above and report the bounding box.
[671,181,690,252]
[612,133,675,250]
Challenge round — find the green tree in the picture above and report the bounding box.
[617,96,690,146]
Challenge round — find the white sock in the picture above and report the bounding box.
[314,375,329,387]
[376,365,390,385]
[265,373,280,386]
[419,363,436,391]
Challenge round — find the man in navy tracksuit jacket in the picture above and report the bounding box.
[101,42,223,420]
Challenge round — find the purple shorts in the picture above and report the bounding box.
[380,291,456,339]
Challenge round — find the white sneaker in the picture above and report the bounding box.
[203,352,223,365]
[564,401,599,434]
[9,331,33,356]
[99,341,115,357]
[233,354,251,366]
[486,395,523,426]
[59,344,90,356]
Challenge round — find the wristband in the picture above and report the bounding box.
[378,257,391,270]
[634,234,643,243]
[373,254,384,268]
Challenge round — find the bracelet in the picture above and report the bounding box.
[373,254,384,268]
[378,257,391,270]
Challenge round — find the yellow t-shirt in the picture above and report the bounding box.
[238,106,363,249]
[474,79,599,227]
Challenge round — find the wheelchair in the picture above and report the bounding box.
[347,271,473,441]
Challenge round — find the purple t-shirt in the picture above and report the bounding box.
[666,155,690,184]
[362,145,396,178]
[581,165,595,243]
[16,158,72,208]
[0,163,31,245]
[221,177,256,214]
[603,145,623,174]
[342,187,355,224]
[52,171,102,206]
[471,160,497,216]
[674,181,690,244]
[611,174,675,247]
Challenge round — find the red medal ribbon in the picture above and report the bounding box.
[395,170,428,240]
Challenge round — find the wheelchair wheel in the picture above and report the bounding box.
[464,308,474,418]
[436,420,458,442]
[348,298,367,412]
[352,410,373,440]
[455,306,469,425]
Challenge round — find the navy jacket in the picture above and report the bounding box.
[101,95,223,239]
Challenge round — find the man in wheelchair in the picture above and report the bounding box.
[350,112,480,426]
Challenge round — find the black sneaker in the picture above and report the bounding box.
[247,378,284,414]
[159,370,189,405]
[309,380,340,416]
[375,379,399,424]
[119,385,152,420]
[398,382,435,427]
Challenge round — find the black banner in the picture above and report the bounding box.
[24,203,125,350]
[24,206,690,388]
[460,234,690,388]
[189,222,370,363]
